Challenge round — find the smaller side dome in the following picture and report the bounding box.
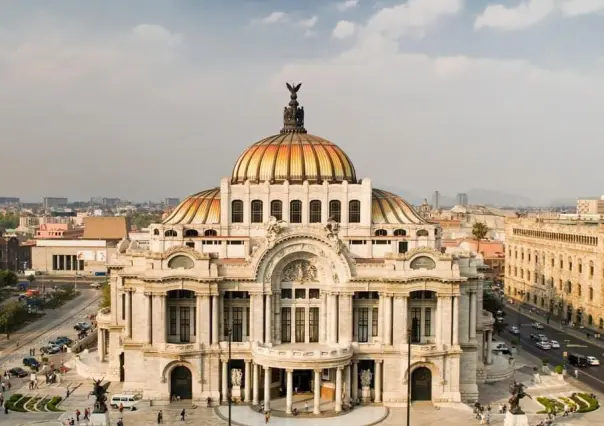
[162,188,220,225]
[371,189,427,225]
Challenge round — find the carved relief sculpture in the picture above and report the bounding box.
[360,369,373,388]
[265,216,287,248]
[231,368,243,387]
[325,216,345,254]
[282,260,318,283]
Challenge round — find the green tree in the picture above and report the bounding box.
[0,213,19,229]
[99,283,111,308]
[128,212,162,230]
[483,290,505,335]
[472,222,489,257]
[0,270,18,287]
[27,274,35,286]
[0,300,25,339]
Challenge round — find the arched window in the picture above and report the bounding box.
[417,229,429,237]
[349,200,361,223]
[394,229,407,236]
[588,315,593,326]
[578,285,582,297]
[590,287,594,301]
[204,229,217,237]
[165,230,177,237]
[578,259,583,273]
[374,229,387,236]
[153,229,160,236]
[270,200,283,221]
[251,200,263,223]
[328,200,341,223]
[568,257,573,271]
[309,200,322,223]
[184,229,199,237]
[290,200,302,223]
[231,200,244,223]
[590,261,594,278]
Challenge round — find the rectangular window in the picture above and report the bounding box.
[309,200,322,223]
[58,255,65,270]
[52,255,58,270]
[232,307,243,342]
[71,255,78,271]
[246,307,250,337]
[357,307,369,343]
[411,308,421,343]
[372,307,378,337]
[281,289,292,299]
[290,201,302,223]
[424,307,431,337]
[309,289,320,299]
[66,255,72,271]
[121,294,126,320]
[223,306,229,339]
[185,242,195,248]
[309,307,319,343]
[193,307,196,336]
[295,289,306,299]
[170,307,177,335]
[295,307,305,343]
[398,241,408,253]
[179,307,190,342]
[281,307,291,343]
[79,259,84,270]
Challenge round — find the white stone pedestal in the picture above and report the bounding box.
[361,386,371,403]
[232,385,242,402]
[504,411,529,426]
[90,411,110,426]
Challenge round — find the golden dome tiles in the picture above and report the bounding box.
[162,188,221,225]
[371,189,426,225]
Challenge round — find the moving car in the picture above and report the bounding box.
[549,340,560,349]
[74,322,91,332]
[532,322,544,330]
[509,326,520,335]
[536,341,552,350]
[22,357,40,368]
[89,282,102,289]
[55,336,73,345]
[493,343,511,355]
[9,367,28,377]
[568,353,588,367]
[587,356,600,366]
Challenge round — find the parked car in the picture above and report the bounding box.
[509,326,520,335]
[9,367,28,377]
[89,282,102,289]
[492,343,511,355]
[587,356,600,366]
[532,322,544,330]
[55,336,73,345]
[23,357,40,369]
[110,394,141,410]
[74,322,91,332]
[536,341,552,350]
[550,340,560,349]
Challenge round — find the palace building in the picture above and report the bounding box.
[96,85,490,412]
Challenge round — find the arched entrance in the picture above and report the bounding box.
[411,367,432,401]
[170,366,192,400]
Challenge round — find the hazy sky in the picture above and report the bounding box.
[1,0,603,204]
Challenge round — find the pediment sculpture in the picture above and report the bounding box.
[282,260,318,283]
[325,216,344,254]
[231,368,242,387]
[360,369,373,388]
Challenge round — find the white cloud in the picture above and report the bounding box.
[254,11,288,24]
[560,0,604,16]
[336,0,359,12]
[332,20,356,39]
[475,0,555,30]
[298,16,318,28]
[130,24,182,46]
[363,0,464,40]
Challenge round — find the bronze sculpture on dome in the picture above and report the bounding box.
[281,82,306,134]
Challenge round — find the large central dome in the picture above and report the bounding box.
[231,83,357,185]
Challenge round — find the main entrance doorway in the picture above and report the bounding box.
[411,367,432,401]
[293,370,312,392]
[170,366,193,400]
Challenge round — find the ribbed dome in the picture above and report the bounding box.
[162,188,220,225]
[372,189,427,225]
[231,133,357,185]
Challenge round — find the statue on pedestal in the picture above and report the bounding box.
[91,379,111,413]
[508,380,531,415]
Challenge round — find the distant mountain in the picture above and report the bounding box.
[464,189,533,207]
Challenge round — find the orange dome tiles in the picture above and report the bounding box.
[231,133,356,184]
[371,189,427,225]
[162,188,221,225]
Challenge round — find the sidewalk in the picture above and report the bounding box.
[506,303,604,351]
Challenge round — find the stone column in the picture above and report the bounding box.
[352,361,359,402]
[124,290,131,338]
[265,293,272,344]
[486,331,493,364]
[98,329,105,362]
[345,364,352,405]
[330,293,338,344]
[146,293,152,344]
[378,295,384,342]
[320,292,328,343]
[339,293,353,344]
[219,292,224,340]
[264,367,271,411]
[469,292,477,340]
[335,367,343,413]
[313,369,321,415]
[393,296,407,345]
[384,294,392,345]
[251,293,264,344]
[212,294,219,345]
[453,296,459,345]
[435,295,442,347]
[286,369,293,414]
[374,360,382,403]
[153,294,166,345]
[252,364,260,405]
[401,296,408,344]
[222,360,228,403]
[245,361,252,402]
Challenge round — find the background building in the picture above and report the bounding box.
[504,217,603,328]
[164,198,180,207]
[0,197,20,205]
[43,197,68,209]
[576,196,604,215]
[456,193,468,207]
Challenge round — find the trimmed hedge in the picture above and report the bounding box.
[559,397,577,410]
[5,394,26,412]
[47,396,63,412]
[578,393,600,413]
[554,365,564,374]
[537,396,565,414]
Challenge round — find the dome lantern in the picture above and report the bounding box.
[281,82,306,134]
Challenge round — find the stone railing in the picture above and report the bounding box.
[96,308,111,325]
[252,342,353,368]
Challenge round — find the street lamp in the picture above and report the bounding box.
[406,327,412,426]
[227,327,232,426]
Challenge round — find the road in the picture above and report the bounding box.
[502,306,604,392]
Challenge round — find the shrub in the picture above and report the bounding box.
[542,358,549,366]
[559,397,577,410]
[536,396,565,414]
[554,365,564,374]
[47,396,63,412]
[578,393,600,413]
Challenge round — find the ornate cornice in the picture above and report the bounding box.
[148,245,210,261]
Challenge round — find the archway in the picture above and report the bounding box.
[411,367,432,401]
[170,366,192,400]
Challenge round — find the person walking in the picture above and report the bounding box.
[84,408,89,420]
[157,410,163,424]
[180,408,186,422]
[76,409,80,422]
[117,418,124,426]
[265,410,271,424]
[119,402,124,414]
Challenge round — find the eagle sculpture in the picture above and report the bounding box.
[286,82,302,93]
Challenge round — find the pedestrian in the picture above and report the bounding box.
[305,401,309,412]
[119,402,124,413]
[76,409,80,422]
[180,408,186,421]
[84,408,89,420]
[157,410,163,424]
[265,410,271,423]
[117,418,124,426]
[4,404,8,414]
[206,396,212,408]
[575,369,579,379]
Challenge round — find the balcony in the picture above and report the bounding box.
[252,342,353,370]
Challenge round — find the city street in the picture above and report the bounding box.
[502,305,604,392]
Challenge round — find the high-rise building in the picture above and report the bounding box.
[164,198,181,207]
[43,197,68,209]
[456,193,468,207]
[0,197,20,205]
[432,191,440,210]
[576,196,604,215]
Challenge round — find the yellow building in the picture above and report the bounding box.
[504,217,604,328]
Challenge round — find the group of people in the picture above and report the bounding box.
[156,408,185,423]
[473,403,491,425]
